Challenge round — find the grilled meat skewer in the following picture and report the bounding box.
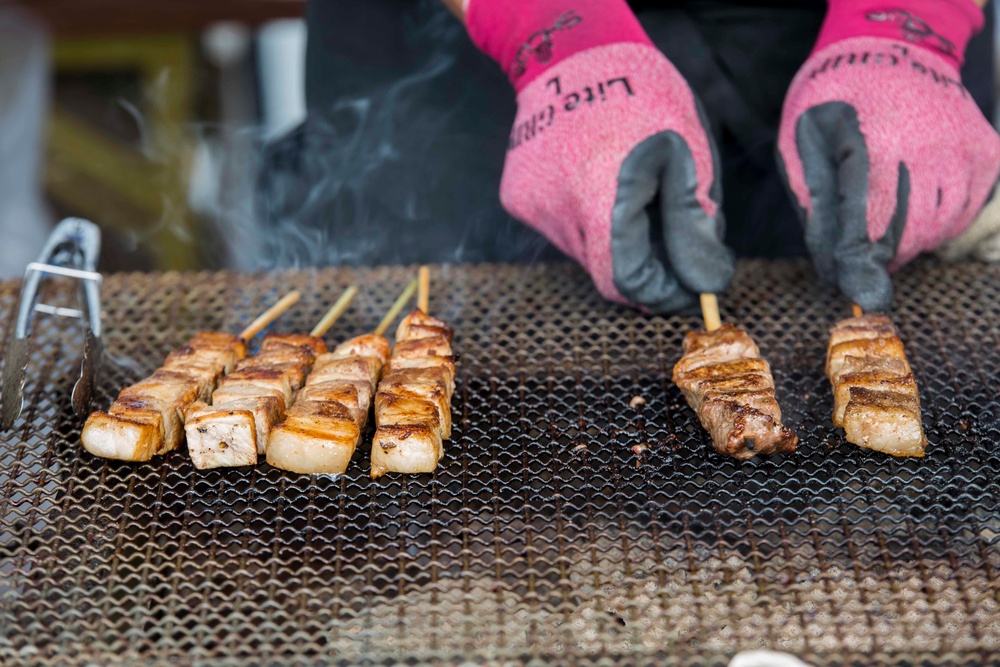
[371,309,456,478]
[826,313,926,457]
[81,332,247,461]
[672,324,798,460]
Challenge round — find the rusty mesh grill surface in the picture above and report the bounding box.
[0,260,999,666]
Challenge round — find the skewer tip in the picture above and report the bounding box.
[700,293,722,333]
[238,289,302,341]
[418,266,430,314]
[852,303,863,318]
[309,285,358,338]
[374,278,419,337]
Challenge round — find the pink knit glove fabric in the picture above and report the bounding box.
[778,0,1000,311]
[466,0,733,312]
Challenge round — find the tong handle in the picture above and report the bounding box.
[15,218,102,339]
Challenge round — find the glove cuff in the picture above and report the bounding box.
[813,0,984,69]
[465,0,653,92]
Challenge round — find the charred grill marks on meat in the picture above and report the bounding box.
[672,324,798,460]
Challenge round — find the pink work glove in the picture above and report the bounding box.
[465,0,734,312]
[778,0,1000,311]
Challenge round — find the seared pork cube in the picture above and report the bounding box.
[260,333,327,355]
[395,309,454,344]
[371,424,443,479]
[330,334,391,365]
[184,402,258,468]
[235,348,313,390]
[700,392,798,459]
[81,409,164,461]
[296,382,367,425]
[841,387,926,457]
[218,369,293,407]
[115,371,201,451]
[266,401,361,475]
[376,384,451,438]
[832,371,917,426]
[384,355,456,391]
[826,337,908,381]
[309,356,381,386]
[392,336,452,359]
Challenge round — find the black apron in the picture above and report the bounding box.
[257,0,994,267]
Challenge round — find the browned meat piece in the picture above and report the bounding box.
[218,368,293,408]
[81,409,163,461]
[267,401,363,475]
[235,346,314,390]
[826,314,925,457]
[372,309,456,478]
[393,335,453,359]
[331,334,392,365]
[260,333,327,355]
[184,401,259,469]
[310,355,382,385]
[672,324,797,460]
[395,309,454,344]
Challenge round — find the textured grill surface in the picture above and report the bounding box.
[1,260,999,666]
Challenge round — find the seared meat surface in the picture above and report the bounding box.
[672,324,797,460]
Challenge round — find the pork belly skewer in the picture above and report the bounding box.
[671,293,798,460]
[371,267,457,478]
[826,304,926,457]
[80,290,301,461]
[267,279,417,475]
[185,286,358,469]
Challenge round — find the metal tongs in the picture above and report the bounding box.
[1,218,103,430]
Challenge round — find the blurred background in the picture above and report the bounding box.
[0,0,310,275]
[1,0,999,277]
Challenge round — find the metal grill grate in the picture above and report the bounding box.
[1,260,999,666]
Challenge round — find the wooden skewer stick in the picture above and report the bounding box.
[374,278,419,336]
[239,290,301,340]
[309,286,358,337]
[418,265,430,314]
[852,303,864,318]
[700,293,722,333]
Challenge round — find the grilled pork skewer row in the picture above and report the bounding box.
[80,291,301,461]
[826,312,926,457]
[185,288,357,469]
[267,280,416,475]
[673,295,797,460]
[372,268,457,478]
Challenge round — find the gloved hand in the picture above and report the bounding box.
[778,0,1000,312]
[464,0,734,312]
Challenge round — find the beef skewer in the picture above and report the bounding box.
[672,292,798,460]
[826,304,926,457]
[371,266,457,478]
[184,286,358,469]
[267,279,417,475]
[80,290,301,461]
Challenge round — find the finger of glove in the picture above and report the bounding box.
[795,102,902,312]
[610,131,699,313]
